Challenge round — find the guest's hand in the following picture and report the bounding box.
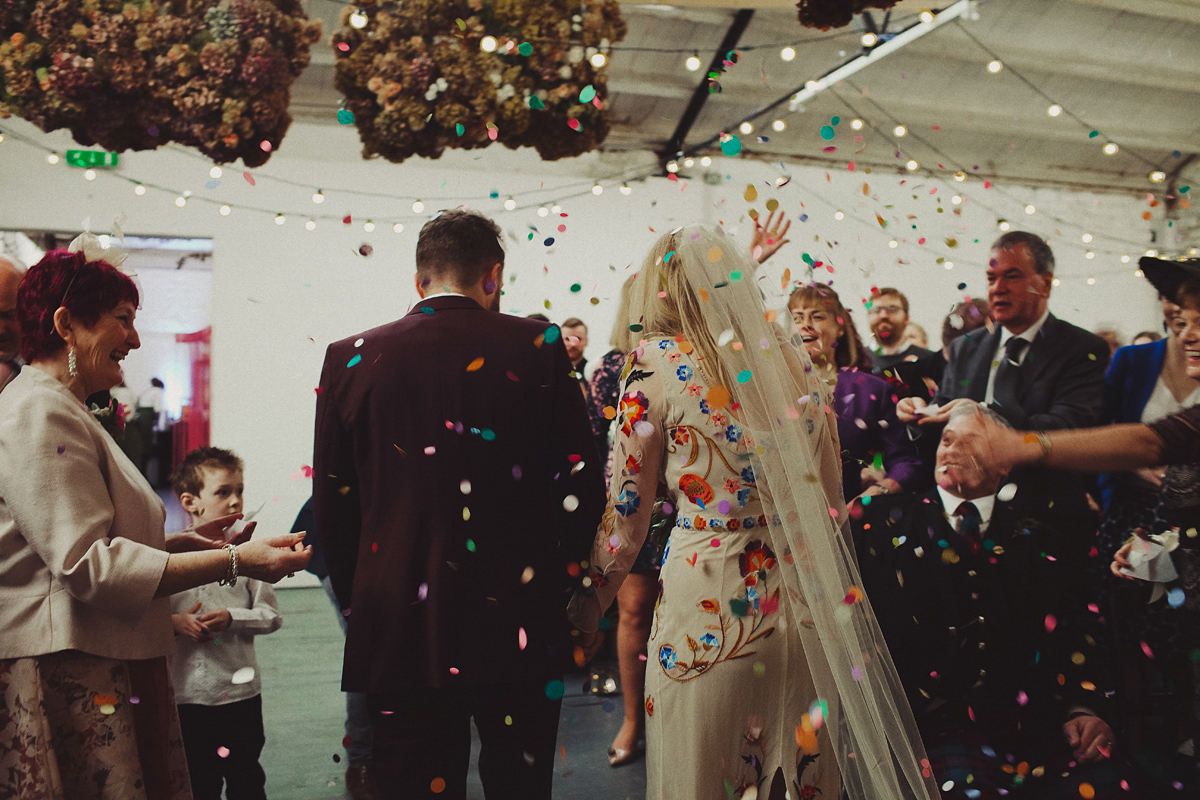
[237,533,312,583]
[184,513,252,545]
[172,602,213,642]
[164,531,228,553]
[1133,466,1167,487]
[1111,536,1141,581]
[1064,714,1114,763]
[196,609,233,634]
[572,629,605,667]
[896,396,926,423]
[750,209,791,264]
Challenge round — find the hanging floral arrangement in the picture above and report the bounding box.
[332,0,626,163]
[0,0,321,166]
[796,0,898,30]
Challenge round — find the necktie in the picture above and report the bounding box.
[956,501,982,552]
[991,337,1028,411]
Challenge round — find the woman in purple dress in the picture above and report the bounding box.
[787,283,925,502]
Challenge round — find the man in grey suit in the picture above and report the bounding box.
[898,231,1109,518]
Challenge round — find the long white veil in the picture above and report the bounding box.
[635,224,939,800]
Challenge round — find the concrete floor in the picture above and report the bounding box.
[256,587,646,800]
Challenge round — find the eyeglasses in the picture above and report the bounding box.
[867,304,903,317]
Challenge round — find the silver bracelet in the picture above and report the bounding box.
[218,543,239,587]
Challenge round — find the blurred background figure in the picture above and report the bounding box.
[1095,326,1124,359]
[0,254,25,392]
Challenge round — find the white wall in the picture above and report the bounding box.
[0,118,1167,551]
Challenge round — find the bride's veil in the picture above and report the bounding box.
[631,224,939,800]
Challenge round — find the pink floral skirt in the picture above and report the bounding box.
[0,650,191,800]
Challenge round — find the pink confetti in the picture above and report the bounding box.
[488,127,499,141]
[1044,614,1057,633]
[1017,690,1028,706]
[424,446,436,455]
[518,627,528,650]
[449,667,460,675]
[1141,641,1155,659]
[822,146,837,153]
[259,140,272,152]
[217,746,230,758]
[567,119,582,132]
[828,507,839,518]
[851,666,863,681]
[243,172,255,186]
[710,538,721,548]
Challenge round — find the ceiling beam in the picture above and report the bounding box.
[1066,0,1200,24]
[660,9,755,163]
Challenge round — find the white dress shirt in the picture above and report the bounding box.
[984,308,1051,404]
[937,485,996,536]
[169,579,282,706]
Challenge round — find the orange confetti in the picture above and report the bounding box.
[678,339,694,354]
[706,386,731,409]
[876,213,886,227]
[430,777,446,794]
[466,357,485,372]
[602,406,617,420]
[1078,782,1095,799]
[781,268,791,290]
[698,288,710,303]
[1141,211,1153,220]
[862,182,869,195]
[93,693,118,707]
[764,309,777,323]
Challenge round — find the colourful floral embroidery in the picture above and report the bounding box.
[679,473,715,507]
[711,411,728,427]
[645,695,654,716]
[668,352,682,364]
[655,588,775,682]
[723,478,740,494]
[625,454,642,474]
[657,340,671,350]
[737,488,753,509]
[726,423,743,443]
[740,465,756,485]
[670,427,690,445]
[676,364,693,381]
[659,644,678,669]
[687,384,704,397]
[615,483,641,517]
[739,541,777,578]
[618,390,648,437]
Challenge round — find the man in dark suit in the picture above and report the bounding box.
[313,209,605,800]
[855,405,1126,798]
[897,231,1109,517]
[867,286,944,402]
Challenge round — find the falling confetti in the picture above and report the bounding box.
[466,357,485,372]
[231,667,256,685]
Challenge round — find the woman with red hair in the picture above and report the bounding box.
[0,237,311,800]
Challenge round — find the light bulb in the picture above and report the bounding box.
[1052,278,1061,287]
[905,159,919,171]
[411,199,425,213]
[1086,276,1096,284]
[1103,142,1118,156]
[349,9,368,29]
[393,222,404,233]
[666,161,679,173]
[850,118,864,130]
[861,32,878,47]
[209,166,223,179]
[739,121,754,135]
[0,134,5,143]
[312,190,325,204]
[944,261,954,270]
[363,220,375,232]
[919,9,935,23]
[480,35,497,53]
[805,79,822,91]
[134,184,147,196]
[219,204,231,216]
[700,156,712,166]
[1047,104,1062,117]
[1081,233,1093,243]
[888,239,899,249]
[590,52,607,68]
[1085,251,1096,260]
[537,206,550,217]
[893,125,907,137]
[83,168,97,181]
[275,214,286,225]
[998,219,1011,231]
[1134,268,1144,277]
[1149,171,1166,183]
[685,54,701,72]
[619,183,632,196]
[834,210,845,221]
[551,204,562,213]
[772,119,786,132]
[175,196,187,208]
[47,153,60,165]
[503,196,517,210]
[1190,248,1200,257]
[1024,204,1036,215]
[305,219,317,231]
[781,46,796,61]
[591,183,603,195]
[953,171,967,182]
[683,157,695,167]
[951,194,963,205]
[1145,249,1158,257]
[986,59,1003,73]
[1120,254,1131,263]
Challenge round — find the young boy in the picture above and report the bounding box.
[169,447,282,800]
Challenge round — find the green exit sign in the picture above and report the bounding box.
[66,149,119,168]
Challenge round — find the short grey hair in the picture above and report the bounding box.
[990,231,1054,275]
[947,400,1011,429]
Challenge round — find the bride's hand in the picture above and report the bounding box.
[750,209,791,264]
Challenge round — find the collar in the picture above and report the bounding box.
[937,485,996,532]
[999,308,1050,348]
[421,291,468,300]
[876,339,908,356]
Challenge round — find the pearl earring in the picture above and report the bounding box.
[68,347,77,378]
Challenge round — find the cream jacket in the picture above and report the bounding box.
[0,367,172,660]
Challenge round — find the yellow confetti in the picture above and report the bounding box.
[781,268,791,290]
[862,182,870,195]
[744,185,758,202]
[765,198,779,212]
[945,237,958,248]
[707,246,723,262]
[466,357,485,372]
[748,209,759,220]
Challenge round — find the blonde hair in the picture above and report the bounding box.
[607,274,638,352]
[629,230,732,391]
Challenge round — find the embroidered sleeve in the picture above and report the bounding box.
[568,345,665,632]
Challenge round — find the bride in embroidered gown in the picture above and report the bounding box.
[569,225,938,800]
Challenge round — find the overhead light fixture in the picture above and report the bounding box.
[305,219,317,231]
[685,53,702,72]
[905,159,919,171]
[684,157,695,167]
[1149,171,1166,183]
[833,210,845,220]
[591,183,603,195]
[986,59,1003,73]
[700,156,712,166]
[363,220,375,232]
[739,121,754,135]
[1102,142,1118,156]
[1052,277,1061,287]
[850,118,864,130]
[943,261,954,270]
[312,189,325,204]
[590,52,607,68]
[134,184,147,196]
[772,119,786,132]
[209,166,223,179]
[174,195,187,207]
[953,171,967,182]
[861,32,878,47]
[1086,276,1096,284]
[411,199,425,213]
[1047,104,1062,117]
[537,206,550,217]
[1081,232,1093,243]
[1024,204,1036,215]
[275,213,286,225]
[480,35,497,53]
[47,153,60,165]
[1085,251,1096,260]
[804,79,823,91]
[919,9,935,23]
[893,124,907,137]
[666,161,680,173]
[84,168,97,181]
[392,222,404,233]
[1145,248,1158,257]
[619,183,632,195]
[951,194,963,205]
[349,8,368,29]
[219,204,231,216]
[1120,254,1131,263]
[998,219,1011,231]
[888,239,899,249]
[503,196,517,210]
[551,204,562,213]
[780,46,796,61]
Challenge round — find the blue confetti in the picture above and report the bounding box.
[346,354,362,368]
[337,109,355,124]
[1168,587,1186,608]
[798,214,809,222]
[544,237,555,246]
[204,179,221,190]
[544,325,561,344]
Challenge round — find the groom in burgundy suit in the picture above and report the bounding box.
[313,209,604,800]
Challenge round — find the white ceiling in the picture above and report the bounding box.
[291,0,1200,200]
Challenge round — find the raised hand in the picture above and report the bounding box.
[750,209,791,264]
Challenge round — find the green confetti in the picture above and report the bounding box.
[544,325,561,343]
[544,679,565,700]
[729,270,743,281]
[1088,130,1099,138]
[820,125,835,140]
[336,109,355,124]
[736,370,752,383]
[720,136,742,156]
[569,283,582,293]
[802,253,814,265]
[480,428,496,441]
[346,354,362,368]
[455,18,466,30]
[629,323,644,332]
[518,41,533,56]
[528,95,544,110]
[579,85,596,103]
[466,539,476,552]
[831,115,841,125]
[1180,186,1191,194]
[455,123,464,136]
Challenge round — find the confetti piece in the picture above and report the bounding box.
[579,85,596,103]
[431,777,447,793]
[736,370,752,383]
[1017,690,1029,706]
[56,445,65,454]
[1141,641,1155,659]
[243,172,255,186]
[820,125,835,140]
[346,354,362,368]
[337,109,355,124]
[997,483,1018,502]
[1045,614,1057,633]
[720,136,742,156]
[569,283,581,293]
[218,746,230,758]
[851,666,863,680]
[707,246,723,262]
[519,41,533,56]
[528,95,544,109]
[544,679,565,699]
[710,538,721,547]
[1078,783,1095,799]
[231,667,256,685]
[1168,587,1186,608]
[706,386,731,408]
[744,185,758,202]
[466,357,485,372]
[567,118,582,132]
[518,627,528,650]
[417,582,428,600]
[563,495,580,512]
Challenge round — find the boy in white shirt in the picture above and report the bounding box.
[169,447,282,800]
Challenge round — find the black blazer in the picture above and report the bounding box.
[313,295,605,693]
[855,488,1111,749]
[933,313,1109,431]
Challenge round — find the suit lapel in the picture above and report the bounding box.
[966,328,1001,402]
[1016,313,1060,395]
